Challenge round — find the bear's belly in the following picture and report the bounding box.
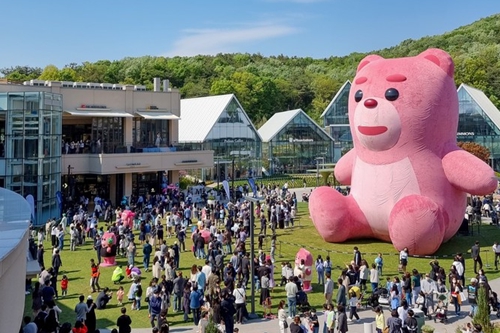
[351,157,421,236]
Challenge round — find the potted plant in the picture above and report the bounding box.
[421,324,435,333]
[207,195,216,206]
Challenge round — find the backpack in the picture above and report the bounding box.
[325,261,332,274]
[135,285,143,297]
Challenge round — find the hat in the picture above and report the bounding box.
[471,278,478,283]
[87,295,93,300]
[129,264,133,269]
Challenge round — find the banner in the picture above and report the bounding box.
[222,180,230,200]
[247,177,258,198]
[56,191,63,216]
[26,194,35,222]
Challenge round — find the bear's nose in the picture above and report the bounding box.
[364,99,378,108]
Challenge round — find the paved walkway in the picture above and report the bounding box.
[96,276,500,333]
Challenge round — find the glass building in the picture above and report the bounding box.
[179,94,262,181]
[457,83,500,170]
[0,91,62,223]
[258,109,334,175]
[321,80,352,161]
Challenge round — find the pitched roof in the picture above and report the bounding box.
[179,94,234,143]
[458,83,500,130]
[258,109,302,142]
[258,109,333,142]
[320,80,351,118]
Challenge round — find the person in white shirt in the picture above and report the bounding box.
[370,263,379,292]
[201,260,212,279]
[233,282,246,324]
[493,242,500,270]
[421,274,437,317]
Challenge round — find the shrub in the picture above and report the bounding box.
[421,324,435,333]
[473,285,492,333]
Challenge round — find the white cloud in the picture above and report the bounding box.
[165,23,298,57]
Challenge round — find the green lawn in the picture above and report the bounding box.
[25,202,500,329]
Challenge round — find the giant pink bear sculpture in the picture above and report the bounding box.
[294,248,313,292]
[309,48,497,255]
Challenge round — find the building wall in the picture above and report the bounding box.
[61,150,214,175]
[0,230,28,333]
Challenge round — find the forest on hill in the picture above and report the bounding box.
[2,13,500,125]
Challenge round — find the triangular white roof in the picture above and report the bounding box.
[458,83,500,130]
[320,80,351,119]
[179,94,236,143]
[258,109,333,142]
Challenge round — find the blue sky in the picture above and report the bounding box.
[2,0,500,68]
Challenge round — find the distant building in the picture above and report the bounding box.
[258,109,334,175]
[457,83,500,169]
[179,94,262,181]
[0,78,213,223]
[320,80,352,161]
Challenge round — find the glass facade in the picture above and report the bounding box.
[91,117,124,153]
[179,98,262,180]
[132,118,170,149]
[263,111,334,174]
[322,81,352,161]
[0,92,62,224]
[457,86,500,169]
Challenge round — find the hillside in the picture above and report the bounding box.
[2,13,500,124]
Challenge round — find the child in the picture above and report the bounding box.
[262,296,273,319]
[348,291,360,322]
[135,282,143,310]
[60,275,68,296]
[116,286,125,306]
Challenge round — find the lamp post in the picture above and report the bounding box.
[244,194,262,319]
[231,158,235,201]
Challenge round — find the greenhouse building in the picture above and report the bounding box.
[179,94,262,181]
[457,83,500,170]
[258,109,334,175]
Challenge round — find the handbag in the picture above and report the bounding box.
[383,327,389,333]
[283,320,288,328]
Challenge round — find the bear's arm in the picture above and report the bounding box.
[334,148,356,185]
[442,150,497,195]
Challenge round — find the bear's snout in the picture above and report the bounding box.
[364,98,378,108]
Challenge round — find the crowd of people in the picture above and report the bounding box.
[19,183,499,333]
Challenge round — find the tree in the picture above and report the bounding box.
[457,142,491,163]
[39,65,61,80]
[473,286,492,333]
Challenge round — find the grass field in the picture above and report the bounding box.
[25,202,500,330]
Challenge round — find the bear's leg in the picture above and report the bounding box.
[388,195,446,255]
[309,187,373,242]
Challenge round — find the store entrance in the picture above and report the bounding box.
[132,172,163,199]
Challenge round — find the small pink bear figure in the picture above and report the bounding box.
[294,248,313,292]
[100,232,117,266]
[309,48,497,255]
[121,210,135,229]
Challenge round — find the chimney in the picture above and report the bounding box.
[163,79,169,92]
[153,78,161,92]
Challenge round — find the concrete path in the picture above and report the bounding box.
[95,277,500,333]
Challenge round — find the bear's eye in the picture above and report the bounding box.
[354,90,363,102]
[385,88,399,101]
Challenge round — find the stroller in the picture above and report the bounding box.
[488,291,500,317]
[433,293,449,324]
[366,290,381,308]
[296,290,311,314]
[375,287,390,307]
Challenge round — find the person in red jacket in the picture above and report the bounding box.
[72,319,88,333]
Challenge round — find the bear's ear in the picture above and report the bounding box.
[357,54,384,73]
[418,48,454,77]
